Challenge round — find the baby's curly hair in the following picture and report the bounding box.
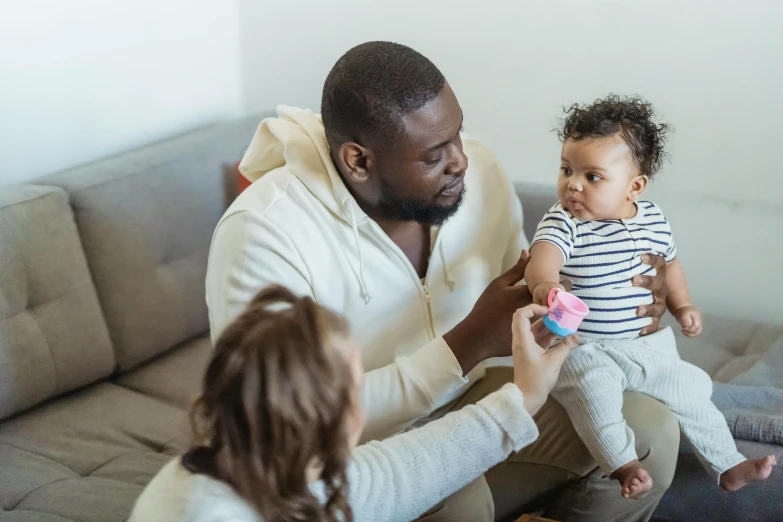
[558,95,672,178]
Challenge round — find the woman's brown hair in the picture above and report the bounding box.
[182,286,354,522]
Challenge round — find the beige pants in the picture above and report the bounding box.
[416,366,680,522]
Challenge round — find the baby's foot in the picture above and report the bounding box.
[612,460,653,499]
[720,455,777,492]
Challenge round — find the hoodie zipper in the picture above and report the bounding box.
[366,221,441,341]
[421,282,436,340]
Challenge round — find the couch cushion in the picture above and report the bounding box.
[43,115,263,371]
[654,439,783,522]
[114,334,212,409]
[0,382,190,522]
[0,186,114,421]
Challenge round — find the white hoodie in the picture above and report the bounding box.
[206,106,527,442]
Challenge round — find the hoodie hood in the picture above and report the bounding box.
[239,105,373,301]
[238,105,364,226]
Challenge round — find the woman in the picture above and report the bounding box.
[129,286,578,522]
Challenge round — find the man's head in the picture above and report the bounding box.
[556,95,671,220]
[322,41,467,225]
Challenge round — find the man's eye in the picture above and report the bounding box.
[424,156,441,165]
[587,173,601,182]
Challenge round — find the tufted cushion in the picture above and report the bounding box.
[0,186,114,421]
[0,382,189,521]
[44,116,262,371]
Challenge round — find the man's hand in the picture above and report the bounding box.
[633,254,668,336]
[444,252,534,375]
[674,305,703,337]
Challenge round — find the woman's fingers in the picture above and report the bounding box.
[546,334,580,366]
[532,319,557,349]
[513,304,549,346]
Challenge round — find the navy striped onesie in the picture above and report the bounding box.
[531,200,677,339]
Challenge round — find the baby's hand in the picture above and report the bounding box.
[674,306,703,337]
[532,281,566,307]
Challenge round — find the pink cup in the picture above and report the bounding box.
[543,288,590,336]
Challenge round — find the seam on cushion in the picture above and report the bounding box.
[10,474,147,512]
[0,440,80,477]
[1,280,94,320]
[9,477,71,510]
[0,188,63,211]
[85,448,151,476]
[47,138,223,194]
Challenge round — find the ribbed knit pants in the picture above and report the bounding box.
[552,327,746,482]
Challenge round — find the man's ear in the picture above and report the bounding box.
[628,174,649,201]
[337,142,372,184]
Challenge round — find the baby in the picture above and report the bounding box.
[524,95,776,499]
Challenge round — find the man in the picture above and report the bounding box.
[206,42,679,521]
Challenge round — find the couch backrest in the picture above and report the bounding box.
[43,115,264,371]
[0,186,115,420]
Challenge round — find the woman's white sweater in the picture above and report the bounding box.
[129,383,538,522]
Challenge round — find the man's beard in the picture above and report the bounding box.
[376,178,466,226]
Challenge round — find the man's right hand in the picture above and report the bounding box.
[443,252,534,375]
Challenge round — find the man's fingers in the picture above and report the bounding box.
[637,302,665,318]
[640,316,661,336]
[496,251,530,287]
[633,273,664,292]
[640,254,665,270]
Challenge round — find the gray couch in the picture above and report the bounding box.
[0,117,780,521]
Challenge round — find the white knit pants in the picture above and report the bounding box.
[552,327,746,482]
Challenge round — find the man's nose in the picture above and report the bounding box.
[446,143,468,175]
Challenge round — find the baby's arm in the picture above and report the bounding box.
[525,242,565,306]
[666,258,702,337]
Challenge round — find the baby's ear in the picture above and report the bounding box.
[628,175,649,200]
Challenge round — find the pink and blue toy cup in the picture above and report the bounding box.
[543,288,590,336]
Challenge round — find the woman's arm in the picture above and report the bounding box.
[347,384,537,522]
[347,305,579,522]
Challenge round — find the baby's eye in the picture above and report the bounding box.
[587,173,601,182]
[560,167,570,176]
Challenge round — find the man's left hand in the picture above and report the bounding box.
[633,254,668,336]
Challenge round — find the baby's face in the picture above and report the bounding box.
[558,134,645,221]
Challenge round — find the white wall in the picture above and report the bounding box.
[238,0,783,325]
[0,1,779,324]
[0,0,243,185]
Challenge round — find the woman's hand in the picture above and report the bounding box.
[511,304,580,415]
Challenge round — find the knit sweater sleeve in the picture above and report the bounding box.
[346,383,539,522]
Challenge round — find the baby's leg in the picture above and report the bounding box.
[637,353,776,490]
[552,343,652,499]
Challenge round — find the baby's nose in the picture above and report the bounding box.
[569,180,583,191]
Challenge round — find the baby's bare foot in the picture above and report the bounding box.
[720,455,776,492]
[612,460,653,499]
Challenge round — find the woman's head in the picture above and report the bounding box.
[183,286,363,522]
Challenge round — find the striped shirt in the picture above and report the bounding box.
[531,201,677,339]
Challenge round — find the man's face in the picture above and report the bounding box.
[370,83,468,225]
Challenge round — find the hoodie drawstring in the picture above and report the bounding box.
[347,203,372,304]
[439,238,456,291]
